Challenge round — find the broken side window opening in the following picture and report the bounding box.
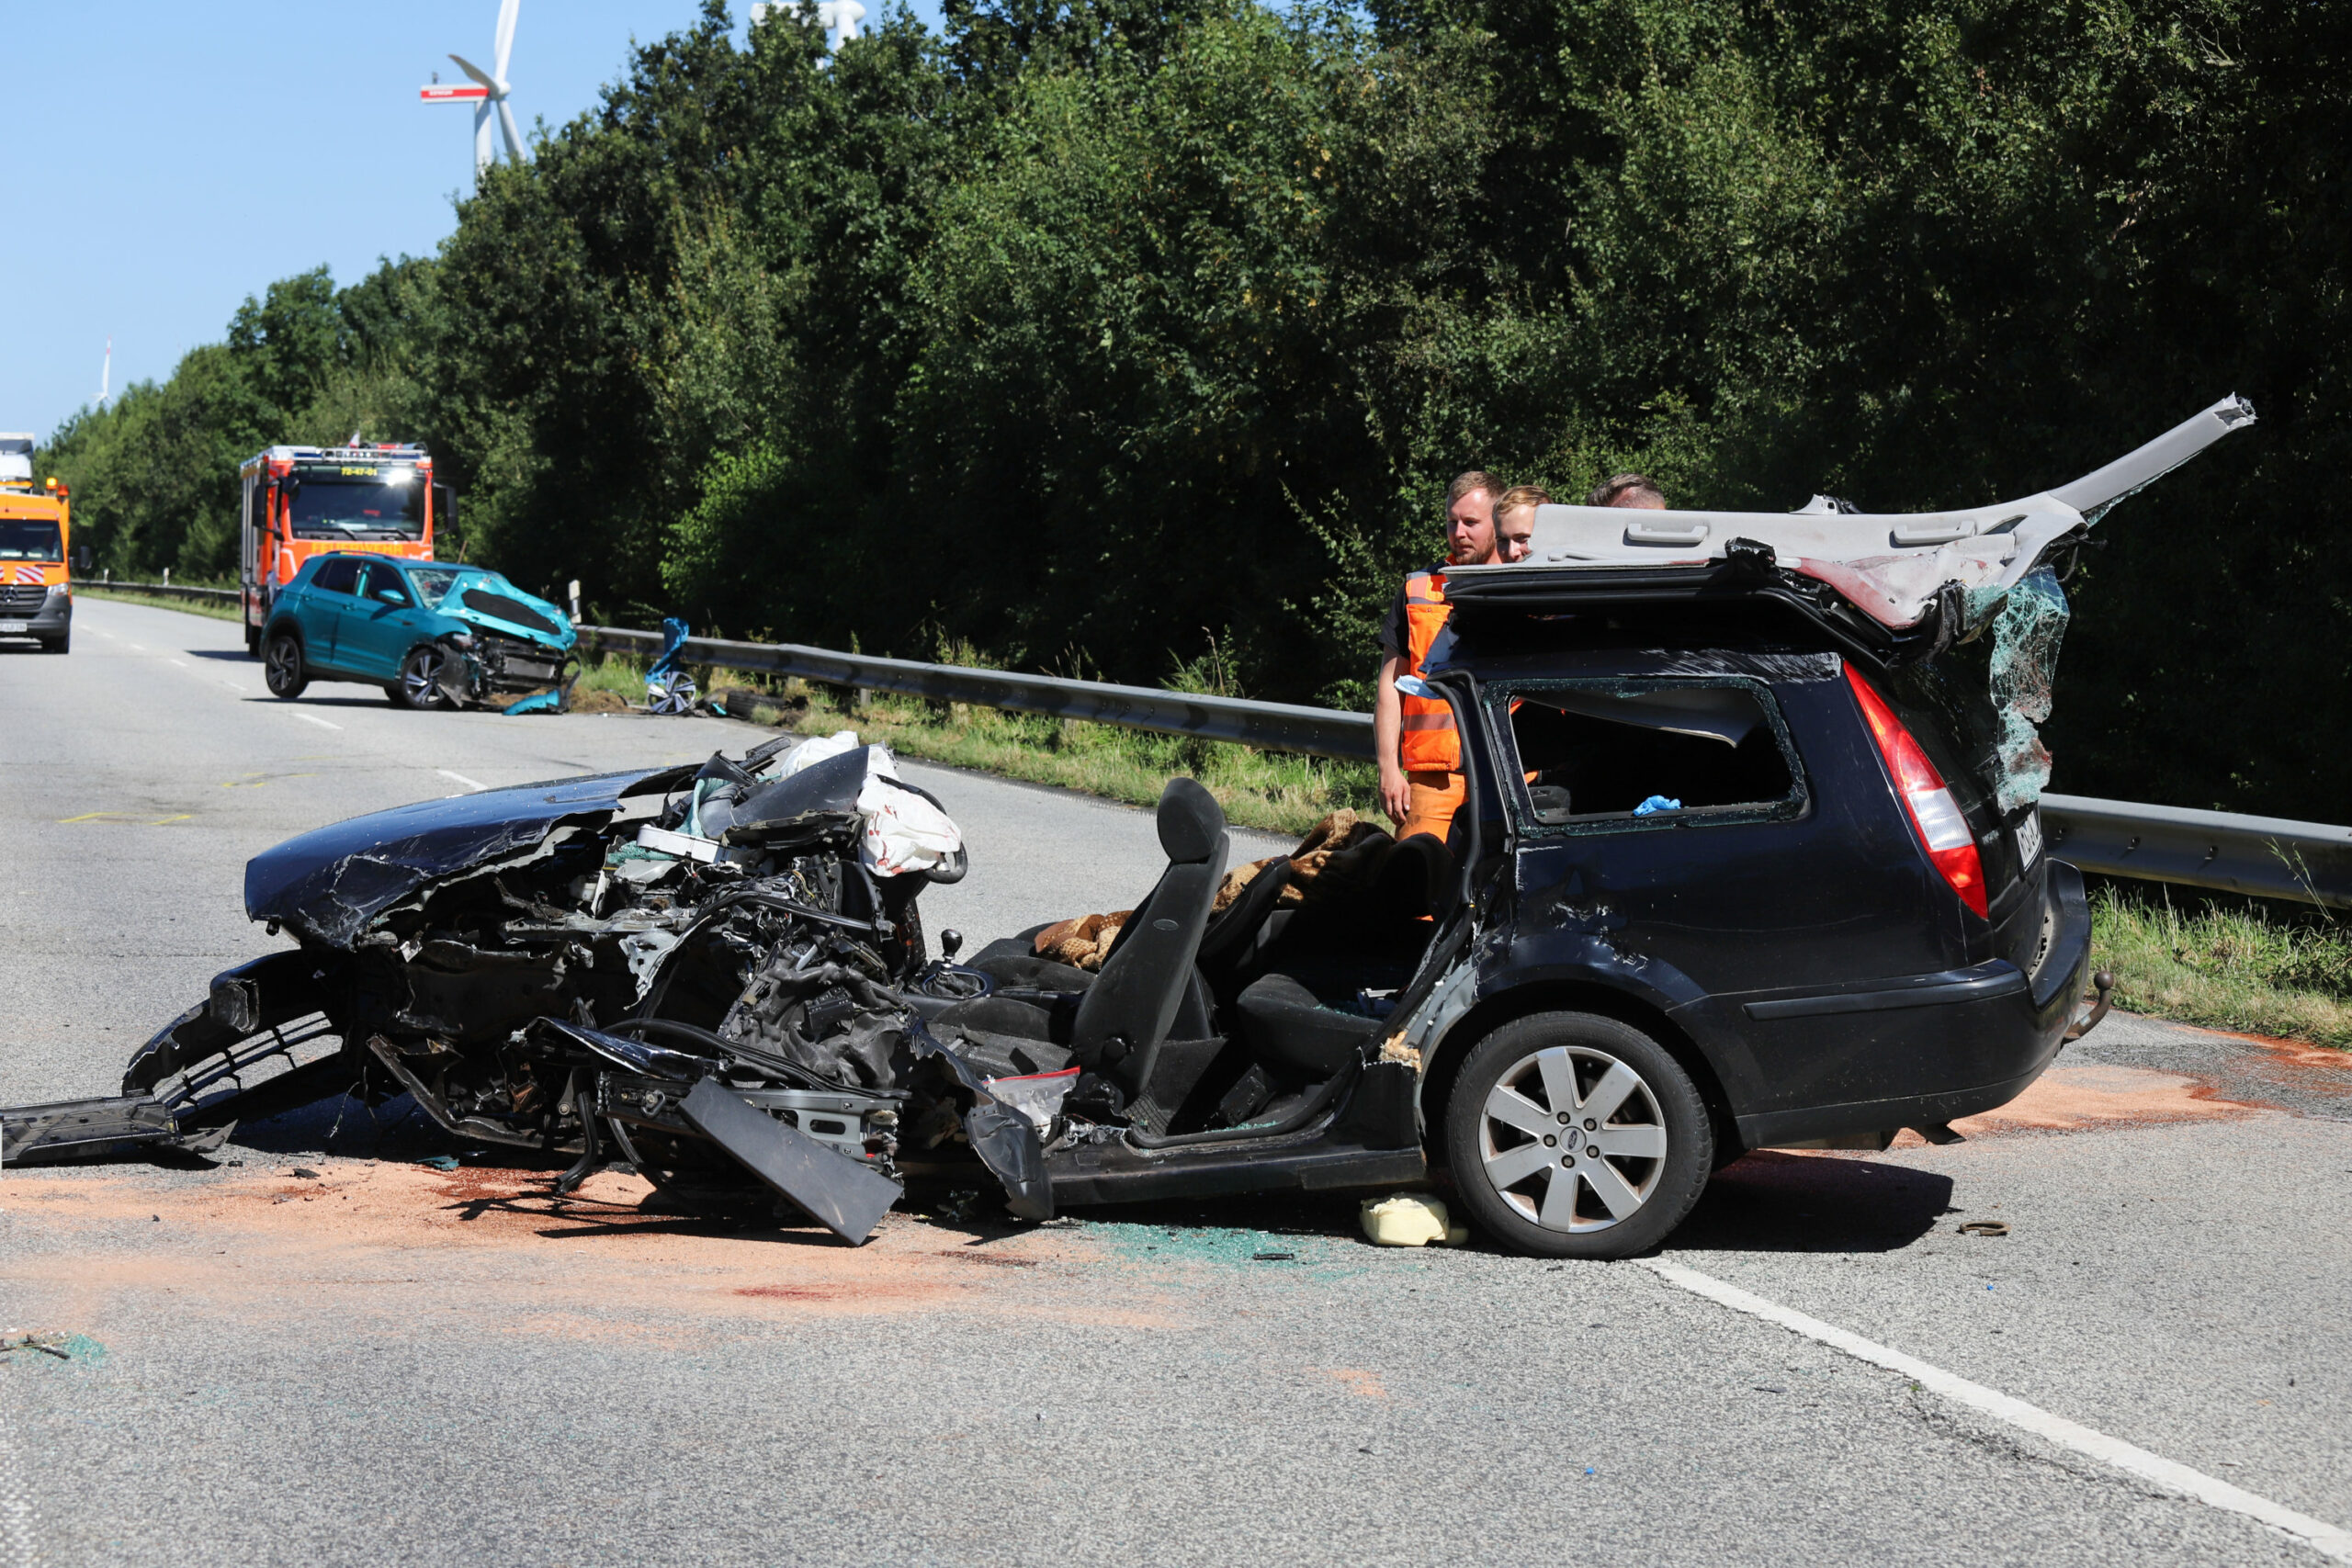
[1495,680,1803,829]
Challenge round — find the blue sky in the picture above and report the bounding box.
[6,1,942,442]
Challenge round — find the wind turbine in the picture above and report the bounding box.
[419,0,525,186]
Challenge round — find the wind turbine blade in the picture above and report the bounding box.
[494,0,521,79]
[496,99,525,164]
[474,101,495,177]
[449,52,498,90]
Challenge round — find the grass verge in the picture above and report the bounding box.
[74,587,243,624]
[2089,882,2352,1049]
[575,652,1376,838]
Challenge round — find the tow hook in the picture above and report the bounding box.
[2065,970,2116,1042]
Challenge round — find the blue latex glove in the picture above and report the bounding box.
[1633,795,1682,817]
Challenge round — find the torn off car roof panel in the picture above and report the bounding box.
[1451,394,2254,631]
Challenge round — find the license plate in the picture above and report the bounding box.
[0,621,27,635]
[2015,810,2043,867]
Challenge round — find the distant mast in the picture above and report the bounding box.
[421,0,526,189]
[750,1,864,51]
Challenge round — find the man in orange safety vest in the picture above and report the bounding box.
[1374,470,1502,843]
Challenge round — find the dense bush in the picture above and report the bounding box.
[38,0,2350,818]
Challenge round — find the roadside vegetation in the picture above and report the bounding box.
[2089,884,2352,1050]
[27,0,2352,828]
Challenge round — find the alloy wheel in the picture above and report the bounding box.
[265,635,303,697]
[401,648,450,708]
[1476,1043,1669,1233]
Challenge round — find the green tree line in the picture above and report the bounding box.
[37,0,2349,819]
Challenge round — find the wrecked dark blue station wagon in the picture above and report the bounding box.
[0,398,2253,1258]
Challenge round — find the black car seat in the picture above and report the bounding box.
[1217,832,1451,1081]
[1233,973,1383,1078]
[1069,778,1229,1092]
[1368,833,1450,931]
[1195,856,1293,986]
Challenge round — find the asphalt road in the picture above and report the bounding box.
[2,598,2347,1568]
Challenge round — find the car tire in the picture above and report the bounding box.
[392,646,454,710]
[1443,1010,1713,1259]
[264,631,308,699]
[244,625,262,658]
[40,633,68,654]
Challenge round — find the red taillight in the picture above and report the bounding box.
[1844,664,1989,918]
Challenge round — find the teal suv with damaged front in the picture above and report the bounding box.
[261,553,578,711]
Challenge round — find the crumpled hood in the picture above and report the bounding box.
[247,766,685,948]
[439,573,577,651]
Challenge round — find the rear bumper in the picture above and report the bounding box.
[1729,859,2093,1146]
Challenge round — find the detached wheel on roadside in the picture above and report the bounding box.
[1444,1011,1712,1259]
[391,645,455,710]
[264,631,308,699]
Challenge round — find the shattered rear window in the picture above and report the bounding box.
[1878,571,2069,825]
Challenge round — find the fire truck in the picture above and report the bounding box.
[0,434,73,654]
[239,443,452,656]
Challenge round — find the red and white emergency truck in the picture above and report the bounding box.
[239,444,451,656]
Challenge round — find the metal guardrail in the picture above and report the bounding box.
[72,577,240,605]
[69,597,2347,908]
[2041,795,2352,910]
[575,625,1378,758]
[575,626,2350,908]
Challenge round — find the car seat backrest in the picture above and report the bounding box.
[1372,834,1450,925]
[1196,857,1293,976]
[1070,778,1228,1092]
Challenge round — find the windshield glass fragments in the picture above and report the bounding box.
[287,467,424,540]
[407,565,463,608]
[0,520,62,560]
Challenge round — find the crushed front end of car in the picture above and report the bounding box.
[417,569,582,712]
[0,735,1069,1240]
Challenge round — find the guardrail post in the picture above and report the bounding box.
[162,568,170,588]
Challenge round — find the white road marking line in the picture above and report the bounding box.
[127,643,146,652]
[0,1381,31,1568]
[289,712,342,730]
[437,770,489,792]
[169,659,190,669]
[1645,1261,2352,1562]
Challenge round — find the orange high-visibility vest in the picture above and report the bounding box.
[1398,569,1458,772]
